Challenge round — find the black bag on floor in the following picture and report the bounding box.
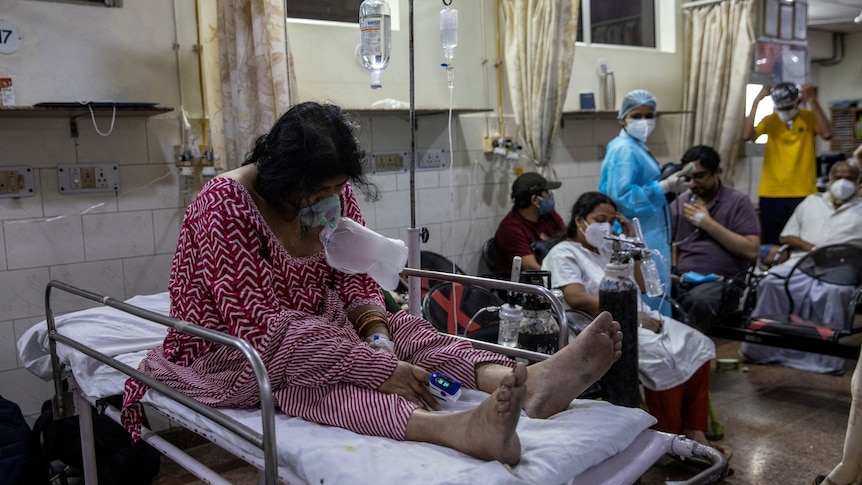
[0,394,48,485]
[33,395,161,485]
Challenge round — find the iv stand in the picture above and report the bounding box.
[406,0,422,316]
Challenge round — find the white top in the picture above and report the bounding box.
[781,193,862,266]
[542,240,715,391]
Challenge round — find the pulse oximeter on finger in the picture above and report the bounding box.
[428,371,462,404]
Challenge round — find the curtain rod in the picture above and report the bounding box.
[681,0,724,9]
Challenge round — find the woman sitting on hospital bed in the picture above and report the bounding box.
[120,102,623,466]
[541,191,724,454]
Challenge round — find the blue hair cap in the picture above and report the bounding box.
[618,89,657,120]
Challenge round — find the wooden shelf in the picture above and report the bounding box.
[562,110,693,120]
[0,105,174,119]
[346,108,492,117]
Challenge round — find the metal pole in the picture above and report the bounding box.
[406,0,422,316]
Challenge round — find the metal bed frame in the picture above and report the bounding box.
[43,274,727,485]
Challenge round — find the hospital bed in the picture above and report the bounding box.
[17,276,728,485]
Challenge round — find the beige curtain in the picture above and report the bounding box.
[502,0,579,169]
[216,0,298,169]
[682,0,755,183]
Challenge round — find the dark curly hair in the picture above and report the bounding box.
[242,102,378,220]
[565,191,616,238]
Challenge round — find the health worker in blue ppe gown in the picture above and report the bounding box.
[599,90,691,315]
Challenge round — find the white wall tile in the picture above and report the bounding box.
[0,268,50,320]
[0,119,77,169]
[118,164,180,211]
[48,260,127,313]
[123,254,173,296]
[5,216,85,269]
[152,208,184,255]
[83,210,155,260]
[0,368,54,419]
[75,118,149,166]
[146,118,182,165]
[41,167,117,218]
[373,190,411,230]
[0,320,18,372]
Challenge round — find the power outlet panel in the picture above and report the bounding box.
[57,163,119,193]
[0,166,36,198]
[417,149,445,170]
[372,151,408,174]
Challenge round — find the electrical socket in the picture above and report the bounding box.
[416,149,445,170]
[58,163,119,193]
[0,166,36,198]
[372,151,408,174]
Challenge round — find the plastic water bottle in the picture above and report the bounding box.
[440,6,458,64]
[497,303,522,348]
[359,0,391,89]
[641,255,664,297]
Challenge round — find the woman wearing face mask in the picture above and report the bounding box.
[599,90,686,315]
[121,102,627,465]
[541,192,724,456]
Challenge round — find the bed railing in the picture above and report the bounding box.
[44,280,279,485]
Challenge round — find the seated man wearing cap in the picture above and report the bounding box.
[493,173,565,275]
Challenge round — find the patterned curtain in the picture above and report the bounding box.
[502,0,579,169]
[682,0,755,184]
[216,0,298,169]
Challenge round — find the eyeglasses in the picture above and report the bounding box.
[689,171,714,181]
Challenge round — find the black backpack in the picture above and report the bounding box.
[32,395,161,485]
[0,394,47,485]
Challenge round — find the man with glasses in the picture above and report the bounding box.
[493,172,565,275]
[743,82,832,246]
[670,145,761,333]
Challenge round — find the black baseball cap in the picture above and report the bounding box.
[511,172,562,200]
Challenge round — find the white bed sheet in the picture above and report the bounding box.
[18,293,657,485]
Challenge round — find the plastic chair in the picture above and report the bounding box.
[530,235,564,266]
[479,237,499,277]
[421,281,504,343]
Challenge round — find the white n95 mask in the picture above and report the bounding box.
[322,217,408,290]
[299,194,341,240]
[583,222,614,258]
[829,178,858,203]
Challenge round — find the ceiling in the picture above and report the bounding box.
[806,0,862,33]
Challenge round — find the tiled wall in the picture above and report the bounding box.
[1,107,710,422]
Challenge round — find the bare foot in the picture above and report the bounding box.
[523,311,622,418]
[450,362,527,464]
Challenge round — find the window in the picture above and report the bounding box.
[746,84,773,144]
[286,0,400,30]
[576,0,655,48]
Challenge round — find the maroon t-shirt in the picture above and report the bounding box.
[493,209,565,275]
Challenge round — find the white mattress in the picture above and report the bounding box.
[18,293,657,485]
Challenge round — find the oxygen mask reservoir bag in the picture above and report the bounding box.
[322,217,408,290]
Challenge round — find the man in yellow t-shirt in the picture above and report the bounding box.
[743,82,832,245]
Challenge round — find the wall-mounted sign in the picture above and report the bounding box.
[0,20,22,55]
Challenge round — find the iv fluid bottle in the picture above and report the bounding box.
[598,260,639,408]
[359,0,391,89]
[440,7,458,63]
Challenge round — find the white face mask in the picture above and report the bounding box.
[299,194,341,242]
[829,178,858,203]
[582,221,613,257]
[776,107,799,123]
[625,119,656,142]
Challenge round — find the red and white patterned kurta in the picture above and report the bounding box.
[121,178,511,441]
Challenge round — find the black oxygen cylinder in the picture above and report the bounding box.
[598,260,640,408]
